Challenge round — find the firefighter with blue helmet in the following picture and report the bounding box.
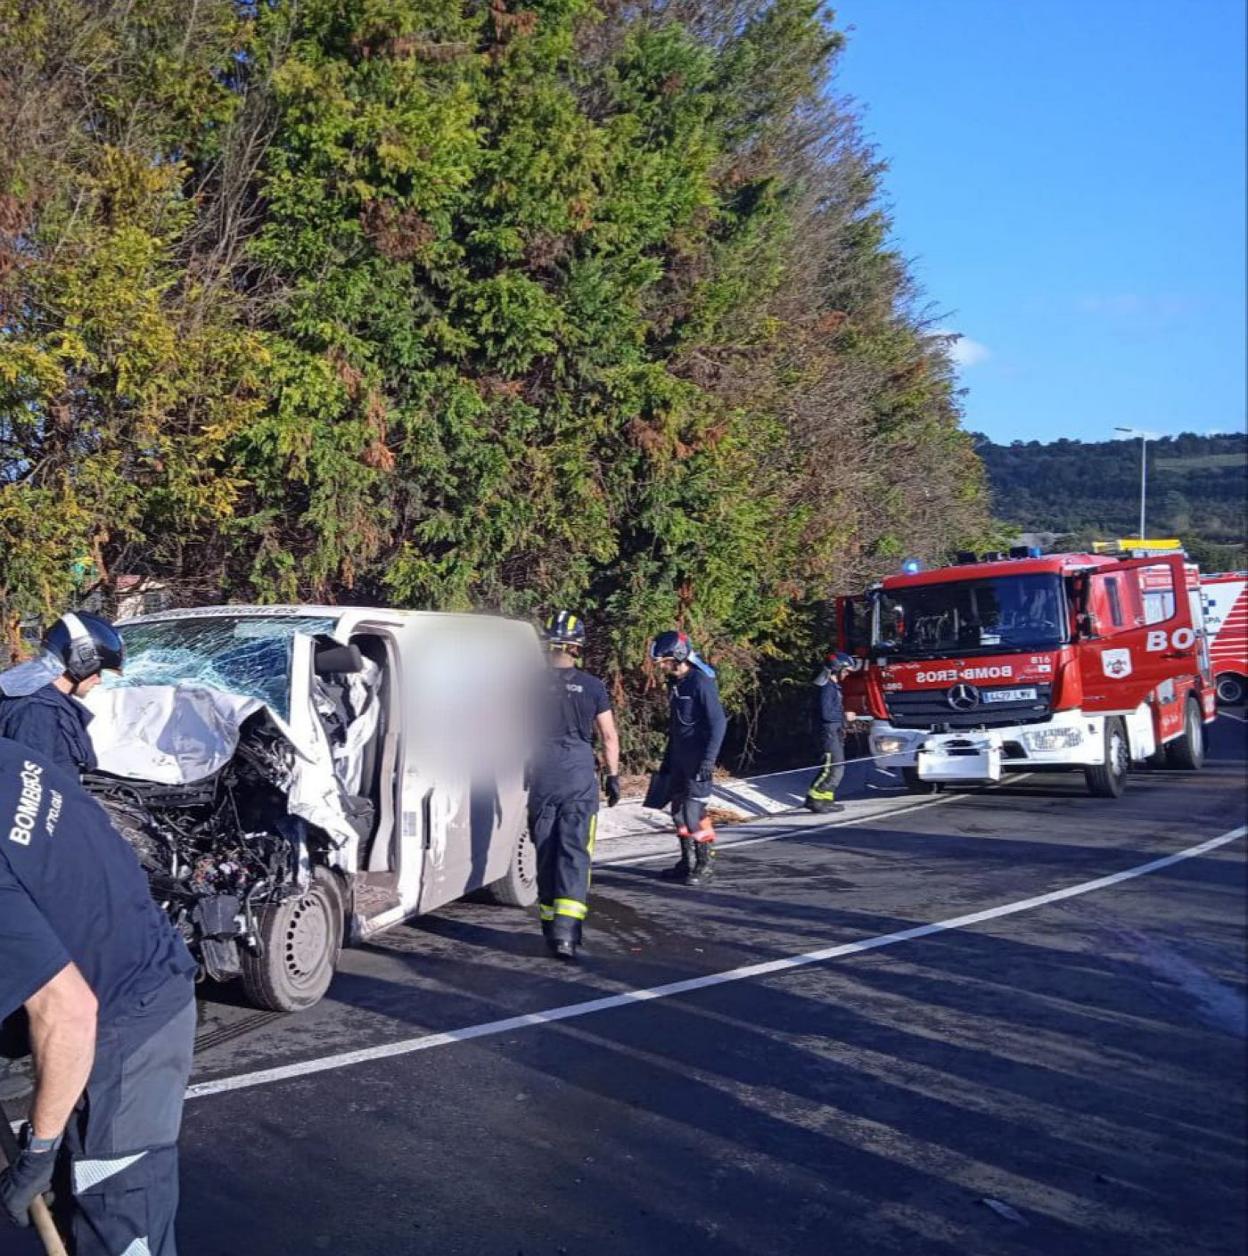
[528,611,620,961]
[648,630,727,885]
[805,651,857,813]
[0,612,126,777]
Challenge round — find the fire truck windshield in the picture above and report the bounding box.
[874,573,1068,659]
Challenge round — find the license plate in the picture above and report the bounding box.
[982,687,1037,704]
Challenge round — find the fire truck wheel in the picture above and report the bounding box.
[900,767,941,795]
[1215,673,1245,706]
[1085,719,1128,798]
[1165,699,1205,771]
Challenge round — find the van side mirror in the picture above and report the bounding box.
[1076,613,1096,639]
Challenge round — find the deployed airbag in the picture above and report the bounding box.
[86,685,262,783]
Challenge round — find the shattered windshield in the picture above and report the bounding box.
[106,616,337,722]
[874,575,1067,659]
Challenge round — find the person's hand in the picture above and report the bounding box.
[0,1128,59,1228]
[691,770,713,801]
[604,774,621,807]
[844,710,857,722]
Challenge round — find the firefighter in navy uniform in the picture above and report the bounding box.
[805,651,858,814]
[0,612,126,777]
[649,631,727,886]
[528,611,621,962]
[0,739,197,1255]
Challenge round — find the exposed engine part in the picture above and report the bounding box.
[84,713,308,976]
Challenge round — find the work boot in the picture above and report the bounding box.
[660,837,694,881]
[806,798,844,814]
[552,938,579,963]
[684,841,715,886]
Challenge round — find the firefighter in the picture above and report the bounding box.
[0,738,197,1255]
[528,611,620,962]
[805,651,857,814]
[649,631,727,886]
[0,612,126,777]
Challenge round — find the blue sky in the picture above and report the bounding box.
[831,0,1246,444]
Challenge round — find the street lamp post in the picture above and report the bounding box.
[1114,426,1149,539]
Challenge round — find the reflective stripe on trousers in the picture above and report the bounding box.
[62,993,195,1256]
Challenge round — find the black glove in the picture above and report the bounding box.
[604,774,621,807]
[691,769,714,801]
[0,1126,60,1228]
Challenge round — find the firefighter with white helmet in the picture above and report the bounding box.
[0,612,125,777]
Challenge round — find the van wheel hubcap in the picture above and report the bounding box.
[285,892,331,984]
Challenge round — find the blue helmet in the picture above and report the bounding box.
[542,610,586,649]
[649,630,692,663]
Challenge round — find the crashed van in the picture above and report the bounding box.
[82,606,540,1011]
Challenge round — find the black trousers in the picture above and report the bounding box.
[805,737,845,812]
[60,987,196,1255]
[528,770,599,942]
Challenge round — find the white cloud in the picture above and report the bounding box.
[934,329,991,368]
[1111,428,1165,441]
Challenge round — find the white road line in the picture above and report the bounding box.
[185,823,1247,1101]
[1219,710,1247,724]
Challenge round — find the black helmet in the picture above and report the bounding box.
[825,650,856,673]
[649,630,692,663]
[43,612,125,683]
[542,610,586,649]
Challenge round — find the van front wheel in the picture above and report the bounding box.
[241,868,343,1012]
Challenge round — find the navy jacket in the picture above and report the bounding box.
[0,684,97,776]
[0,738,194,1027]
[815,674,845,751]
[664,666,728,777]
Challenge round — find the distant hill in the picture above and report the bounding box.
[974,431,1247,570]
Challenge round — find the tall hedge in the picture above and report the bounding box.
[0,0,994,764]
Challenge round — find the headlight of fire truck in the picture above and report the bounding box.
[872,735,909,756]
[1023,727,1083,752]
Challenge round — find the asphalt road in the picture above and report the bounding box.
[11,716,1248,1255]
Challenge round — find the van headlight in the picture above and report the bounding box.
[1024,727,1083,751]
[872,735,908,755]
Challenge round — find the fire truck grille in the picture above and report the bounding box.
[886,684,1054,730]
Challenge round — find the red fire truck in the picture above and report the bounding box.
[838,541,1217,798]
[1200,571,1247,705]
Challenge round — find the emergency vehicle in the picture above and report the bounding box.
[837,540,1216,798]
[1200,571,1247,705]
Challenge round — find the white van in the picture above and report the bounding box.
[84,606,540,1011]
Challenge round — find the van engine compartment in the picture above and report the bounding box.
[85,715,310,982]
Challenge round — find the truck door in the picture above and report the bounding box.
[834,593,874,715]
[1078,554,1199,717]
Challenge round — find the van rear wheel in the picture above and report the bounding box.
[483,828,538,907]
[241,868,343,1012]
[1085,718,1129,798]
